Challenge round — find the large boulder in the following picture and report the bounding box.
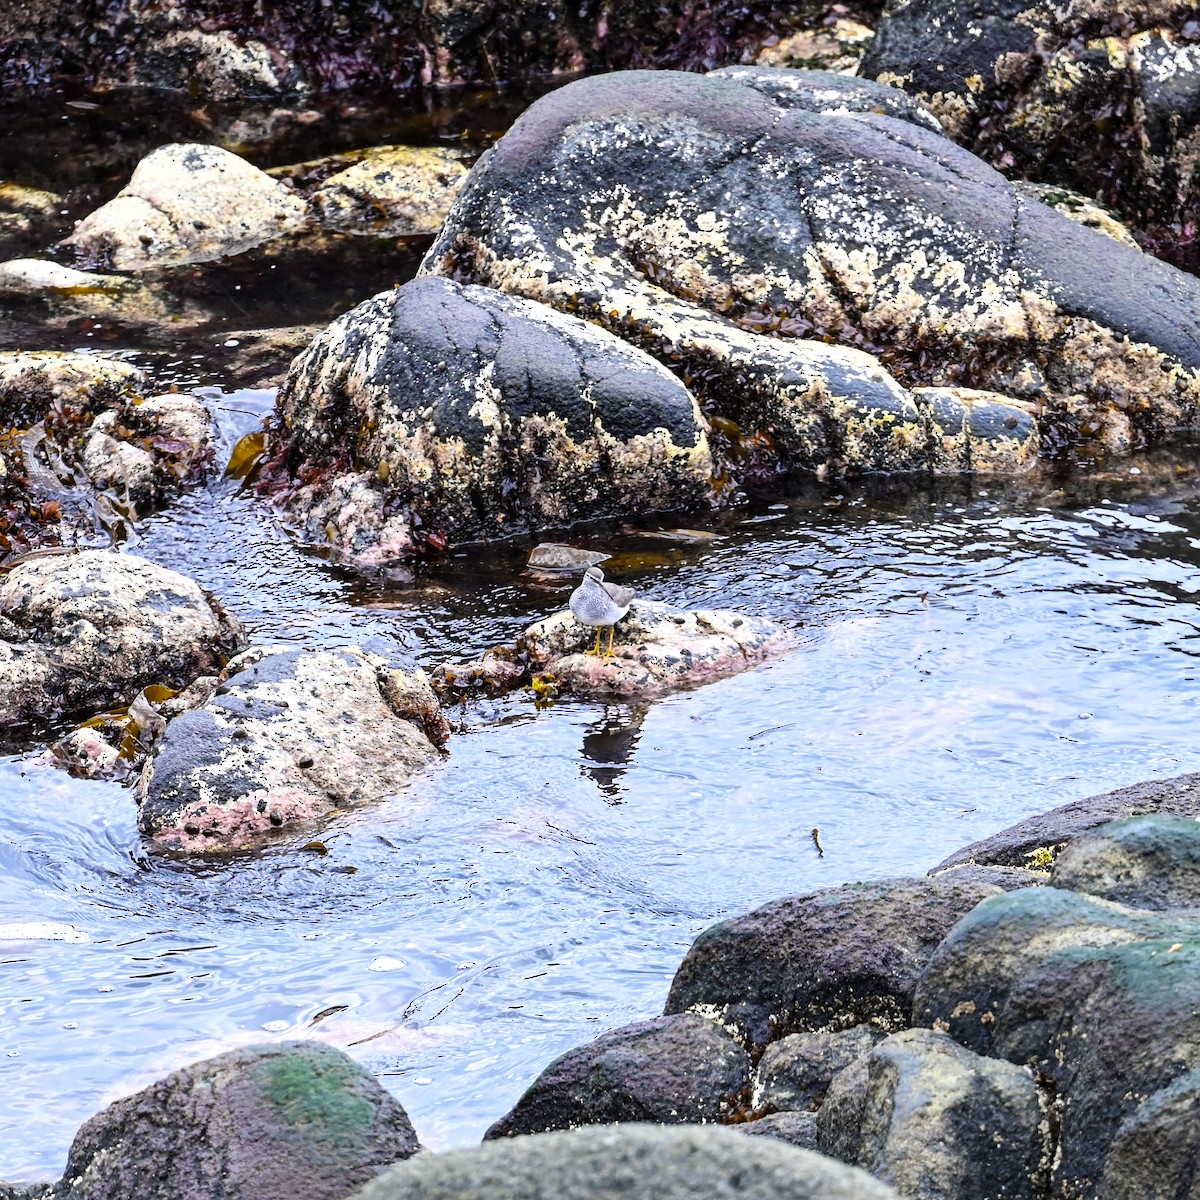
[913,885,1200,1197]
[53,1041,419,1200]
[1102,1066,1200,1200]
[815,1027,1047,1200]
[267,275,712,565]
[137,646,447,853]
[353,1124,901,1200]
[664,875,1006,1050]
[753,1026,883,1113]
[62,143,307,271]
[861,0,1200,273]
[484,1014,750,1139]
[422,67,1200,475]
[0,550,241,729]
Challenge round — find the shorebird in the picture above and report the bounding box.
[569,566,634,657]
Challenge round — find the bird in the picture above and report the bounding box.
[569,566,635,658]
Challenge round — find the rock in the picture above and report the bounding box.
[1011,184,1141,250]
[816,1028,1046,1200]
[0,550,242,729]
[527,543,610,570]
[0,350,142,426]
[1050,814,1200,910]
[735,1112,819,1151]
[310,147,468,236]
[913,886,1200,1197]
[54,1041,418,1200]
[522,599,792,698]
[423,67,1200,475]
[267,275,712,566]
[861,1,1200,273]
[753,1026,883,1113]
[1102,1066,1200,1200]
[484,1013,750,1139]
[0,259,130,296]
[62,144,307,271]
[135,30,300,101]
[49,726,123,780]
[932,772,1200,873]
[354,1123,901,1200]
[430,648,528,700]
[664,875,1006,1050]
[755,19,875,73]
[137,646,446,853]
[0,1184,50,1200]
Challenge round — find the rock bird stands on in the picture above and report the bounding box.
[570,566,634,657]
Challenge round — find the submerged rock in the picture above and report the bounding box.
[664,875,1006,1049]
[62,143,307,271]
[137,646,447,853]
[816,1027,1046,1200]
[522,599,792,698]
[0,550,241,730]
[485,1013,750,1139]
[355,1123,900,1200]
[268,275,712,565]
[526,543,610,570]
[424,67,1200,473]
[54,1041,419,1200]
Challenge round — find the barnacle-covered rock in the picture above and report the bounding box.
[267,275,712,566]
[0,550,242,730]
[423,67,1200,471]
[861,0,1200,273]
[137,646,447,853]
[61,143,307,271]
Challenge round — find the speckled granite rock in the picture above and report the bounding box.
[485,1014,750,1138]
[354,1124,901,1200]
[267,275,712,566]
[137,646,447,853]
[0,550,241,729]
[62,143,307,271]
[424,66,1200,473]
[522,599,792,698]
[53,1042,419,1200]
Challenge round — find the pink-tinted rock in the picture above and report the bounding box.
[523,599,793,698]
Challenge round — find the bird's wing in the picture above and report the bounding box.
[604,582,636,608]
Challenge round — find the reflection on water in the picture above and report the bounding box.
[3,395,1200,1177]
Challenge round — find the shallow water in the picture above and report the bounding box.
[5,85,1200,1183]
[4,399,1200,1175]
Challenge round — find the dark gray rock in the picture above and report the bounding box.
[815,1028,1047,1200]
[932,773,1200,873]
[1,550,241,730]
[484,1013,750,1139]
[54,1041,419,1200]
[735,1112,819,1151]
[354,1123,901,1200]
[137,646,446,853]
[1102,1066,1200,1200]
[1051,814,1200,910]
[913,886,1200,1198]
[861,0,1200,274]
[664,875,1005,1050]
[424,67,1200,477]
[1,1184,50,1200]
[269,275,711,567]
[754,1026,883,1113]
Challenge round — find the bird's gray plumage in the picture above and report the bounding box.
[570,566,634,628]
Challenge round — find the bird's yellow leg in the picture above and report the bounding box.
[592,627,603,656]
[606,625,616,658]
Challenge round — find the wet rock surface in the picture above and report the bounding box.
[267,275,712,565]
[861,0,1200,274]
[664,874,1006,1049]
[137,645,447,853]
[522,599,793,698]
[816,1027,1046,1200]
[754,1026,883,1114]
[54,1041,419,1200]
[423,67,1200,475]
[355,1124,901,1200]
[0,550,241,730]
[62,143,307,271]
[484,1013,750,1139]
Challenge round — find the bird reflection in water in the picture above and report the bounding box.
[579,705,646,803]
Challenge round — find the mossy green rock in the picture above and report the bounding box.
[914,887,1200,1198]
[54,1041,419,1200]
